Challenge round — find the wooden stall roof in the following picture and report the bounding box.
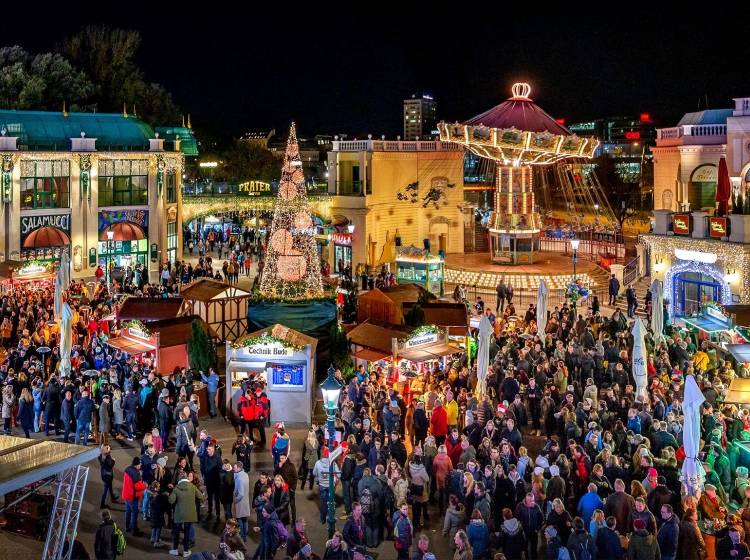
[725,378,750,404]
[179,278,252,302]
[234,323,318,352]
[360,283,435,306]
[139,315,217,348]
[347,321,408,354]
[118,296,183,321]
[403,302,469,331]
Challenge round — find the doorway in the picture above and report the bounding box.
[673,271,720,317]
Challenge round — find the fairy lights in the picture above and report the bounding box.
[259,123,324,300]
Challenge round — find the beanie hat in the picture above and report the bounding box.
[550,465,560,477]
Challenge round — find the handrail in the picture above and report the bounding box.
[623,256,639,287]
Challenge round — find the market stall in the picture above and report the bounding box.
[347,321,408,368]
[179,278,252,341]
[395,245,445,296]
[391,325,460,399]
[225,324,317,425]
[116,296,183,322]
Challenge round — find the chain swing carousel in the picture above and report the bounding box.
[439,82,615,265]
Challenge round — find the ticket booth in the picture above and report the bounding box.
[225,323,317,425]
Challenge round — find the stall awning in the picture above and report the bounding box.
[353,348,391,362]
[426,343,460,358]
[227,360,266,372]
[0,435,101,494]
[682,315,730,333]
[100,222,146,241]
[725,378,750,404]
[107,335,155,354]
[725,344,750,364]
[398,348,437,362]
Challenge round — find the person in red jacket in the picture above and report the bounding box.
[430,400,449,446]
[251,388,269,447]
[445,427,463,467]
[237,389,256,436]
[122,456,148,535]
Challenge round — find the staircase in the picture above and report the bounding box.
[610,275,651,318]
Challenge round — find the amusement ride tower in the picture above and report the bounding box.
[439,83,599,264]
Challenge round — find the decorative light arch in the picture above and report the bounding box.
[664,260,731,317]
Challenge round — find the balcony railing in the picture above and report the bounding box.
[182,180,328,197]
[656,124,727,145]
[332,139,462,152]
[335,180,364,196]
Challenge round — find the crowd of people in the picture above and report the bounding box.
[6,240,750,560]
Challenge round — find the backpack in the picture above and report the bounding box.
[112,522,126,555]
[576,540,592,560]
[360,487,373,515]
[273,519,289,544]
[558,547,571,560]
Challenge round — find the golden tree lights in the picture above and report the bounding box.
[259,123,324,299]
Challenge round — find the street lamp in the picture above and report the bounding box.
[570,238,580,315]
[106,230,115,289]
[319,365,342,538]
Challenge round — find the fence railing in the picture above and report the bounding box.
[623,257,639,287]
[540,236,627,260]
[446,282,610,316]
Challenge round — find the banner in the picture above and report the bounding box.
[672,214,691,236]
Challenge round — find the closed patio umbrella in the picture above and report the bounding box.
[682,374,706,495]
[476,314,493,397]
[536,279,548,345]
[716,157,731,216]
[631,316,648,401]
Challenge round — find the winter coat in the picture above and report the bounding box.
[578,490,605,527]
[656,514,679,558]
[433,452,453,489]
[94,520,117,560]
[342,514,366,548]
[17,399,34,430]
[112,397,124,425]
[73,397,94,424]
[499,517,527,560]
[443,503,466,544]
[392,477,409,508]
[303,438,319,468]
[627,529,660,560]
[514,501,545,537]
[430,405,448,437]
[604,491,635,534]
[474,494,492,527]
[677,520,705,560]
[467,519,490,559]
[627,508,657,535]
[567,529,595,560]
[2,389,14,419]
[60,397,74,423]
[596,526,623,560]
[169,479,202,523]
[122,466,147,502]
[271,485,290,525]
[220,469,235,504]
[408,462,430,504]
[175,417,195,450]
[233,470,252,518]
[99,402,112,433]
[716,536,750,560]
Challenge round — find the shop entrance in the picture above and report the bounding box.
[673,271,721,317]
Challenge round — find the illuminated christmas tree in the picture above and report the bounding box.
[260,123,324,299]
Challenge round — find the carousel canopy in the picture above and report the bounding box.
[438,83,598,165]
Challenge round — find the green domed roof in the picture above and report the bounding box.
[0,109,155,151]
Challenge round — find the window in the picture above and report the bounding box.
[98,160,149,207]
[20,160,70,209]
[167,221,177,263]
[166,172,177,203]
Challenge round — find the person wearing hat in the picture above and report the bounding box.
[98,393,112,446]
[122,456,148,535]
[270,422,290,470]
[629,517,660,560]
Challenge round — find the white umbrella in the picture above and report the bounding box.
[536,280,549,345]
[631,316,648,401]
[650,279,664,346]
[475,314,493,397]
[58,301,73,378]
[681,374,706,495]
[60,252,70,289]
[53,265,64,318]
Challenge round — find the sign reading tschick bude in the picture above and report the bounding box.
[20,213,71,246]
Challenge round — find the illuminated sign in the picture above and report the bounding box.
[674,248,718,264]
[238,180,271,196]
[672,214,691,235]
[692,165,717,183]
[709,217,728,239]
[331,233,351,246]
[245,343,294,357]
[128,327,151,340]
[625,131,641,140]
[405,333,438,348]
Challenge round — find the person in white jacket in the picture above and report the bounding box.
[312,447,340,525]
[232,462,251,541]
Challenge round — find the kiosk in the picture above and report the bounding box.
[225,324,317,425]
[395,245,445,297]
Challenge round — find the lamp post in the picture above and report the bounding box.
[106,230,115,289]
[319,365,342,539]
[570,238,580,316]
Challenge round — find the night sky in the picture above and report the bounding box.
[3,6,750,138]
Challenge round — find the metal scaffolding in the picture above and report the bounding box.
[42,465,89,560]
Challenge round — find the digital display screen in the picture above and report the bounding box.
[269,362,306,390]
